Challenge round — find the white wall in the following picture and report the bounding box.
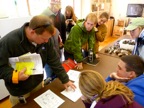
[81,0,92,19]
[111,0,144,24]
[61,0,83,19]
[61,0,74,14]
[0,16,33,38]
[74,0,83,19]
[0,0,16,18]
[0,80,9,100]
[0,0,30,18]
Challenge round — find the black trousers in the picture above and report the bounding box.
[64,49,88,61]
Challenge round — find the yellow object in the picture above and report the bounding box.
[12,70,19,84]
[15,62,35,75]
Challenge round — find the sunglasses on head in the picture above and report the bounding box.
[33,23,51,30]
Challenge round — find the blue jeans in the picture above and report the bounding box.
[44,64,56,80]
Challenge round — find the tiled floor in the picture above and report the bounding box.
[0,36,119,108]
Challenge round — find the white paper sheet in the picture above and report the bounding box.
[61,82,82,102]
[34,90,65,108]
[9,53,43,75]
[67,70,80,82]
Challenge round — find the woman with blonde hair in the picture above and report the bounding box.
[64,5,77,33]
[94,12,109,58]
[79,70,142,108]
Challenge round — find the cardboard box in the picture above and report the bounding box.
[117,20,125,27]
[113,26,124,36]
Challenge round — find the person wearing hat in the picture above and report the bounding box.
[41,0,66,44]
[41,0,66,80]
[125,17,144,60]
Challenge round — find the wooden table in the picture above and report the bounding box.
[13,53,120,108]
[12,35,135,108]
[13,78,85,108]
[83,54,120,78]
[13,34,132,108]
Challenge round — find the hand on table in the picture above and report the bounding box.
[76,62,83,70]
[63,81,76,91]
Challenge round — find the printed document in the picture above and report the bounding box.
[34,90,64,108]
[9,53,43,75]
[67,70,80,82]
[61,70,82,102]
[61,81,82,102]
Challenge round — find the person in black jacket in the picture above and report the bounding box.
[0,15,75,107]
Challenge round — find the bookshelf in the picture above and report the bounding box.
[91,0,111,16]
[113,19,125,37]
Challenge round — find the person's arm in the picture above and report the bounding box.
[70,26,84,69]
[95,24,107,42]
[76,62,83,70]
[63,81,76,91]
[0,35,29,83]
[46,38,68,83]
[88,29,96,54]
[69,26,84,63]
[0,35,21,83]
[46,38,76,90]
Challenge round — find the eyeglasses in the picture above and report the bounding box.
[33,23,51,30]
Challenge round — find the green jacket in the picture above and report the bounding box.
[0,23,69,96]
[64,22,95,63]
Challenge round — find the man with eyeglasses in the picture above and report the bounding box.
[0,15,76,107]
